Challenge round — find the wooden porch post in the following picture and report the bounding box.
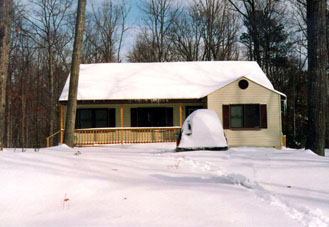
[60,104,64,144]
[121,104,123,144]
[179,104,183,127]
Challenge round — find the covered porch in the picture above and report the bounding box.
[52,99,206,147]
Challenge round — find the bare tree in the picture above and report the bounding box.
[134,0,181,62]
[0,0,12,150]
[64,0,86,147]
[169,7,203,61]
[24,0,72,145]
[116,0,130,62]
[128,30,159,62]
[228,0,287,64]
[305,0,328,156]
[82,0,129,63]
[192,0,240,60]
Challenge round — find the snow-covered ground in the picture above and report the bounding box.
[1,144,329,227]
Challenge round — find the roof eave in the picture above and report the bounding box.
[59,97,208,105]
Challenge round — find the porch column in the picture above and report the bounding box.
[179,103,183,127]
[121,104,123,144]
[60,104,64,144]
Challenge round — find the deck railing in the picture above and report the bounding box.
[74,127,181,146]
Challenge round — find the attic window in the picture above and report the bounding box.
[238,79,249,89]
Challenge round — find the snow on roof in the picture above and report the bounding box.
[59,61,284,101]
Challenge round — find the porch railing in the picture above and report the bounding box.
[74,127,181,146]
[46,130,64,147]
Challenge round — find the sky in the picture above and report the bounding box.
[17,0,307,62]
[18,0,143,61]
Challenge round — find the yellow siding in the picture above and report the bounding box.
[207,78,282,147]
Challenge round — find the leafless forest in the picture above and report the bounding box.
[0,0,328,150]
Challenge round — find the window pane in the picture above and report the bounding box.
[131,108,173,127]
[139,108,152,127]
[109,109,116,127]
[131,109,138,127]
[95,121,108,128]
[166,108,173,126]
[79,110,93,128]
[80,109,92,120]
[95,109,108,121]
[230,105,243,128]
[76,109,114,129]
[80,120,93,128]
[245,104,260,128]
[94,109,108,128]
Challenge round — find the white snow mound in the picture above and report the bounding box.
[178,109,228,149]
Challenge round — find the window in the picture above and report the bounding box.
[185,106,204,118]
[238,79,249,89]
[131,108,173,127]
[230,105,244,127]
[223,104,267,129]
[76,109,115,129]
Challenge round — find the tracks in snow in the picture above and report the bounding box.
[173,156,329,227]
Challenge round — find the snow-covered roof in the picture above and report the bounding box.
[59,61,285,101]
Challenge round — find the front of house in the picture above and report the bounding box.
[58,61,286,148]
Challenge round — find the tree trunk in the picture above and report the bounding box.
[0,0,12,151]
[48,47,55,146]
[6,69,11,147]
[305,0,328,156]
[64,0,86,147]
[326,7,329,149]
[21,79,25,150]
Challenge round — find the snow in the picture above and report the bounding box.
[178,109,228,149]
[59,61,285,101]
[1,144,329,226]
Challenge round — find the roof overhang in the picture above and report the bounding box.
[59,98,207,105]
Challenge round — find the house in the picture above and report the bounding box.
[58,61,286,148]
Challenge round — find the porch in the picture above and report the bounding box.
[47,127,180,147]
[47,100,205,147]
[73,127,180,146]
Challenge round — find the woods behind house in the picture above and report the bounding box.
[0,0,327,149]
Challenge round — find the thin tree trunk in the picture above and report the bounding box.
[117,7,128,63]
[0,0,12,150]
[36,70,40,147]
[305,0,328,156]
[21,80,25,150]
[325,95,329,149]
[64,0,86,147]
[6,70,11,147]
[48,47,55,146]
